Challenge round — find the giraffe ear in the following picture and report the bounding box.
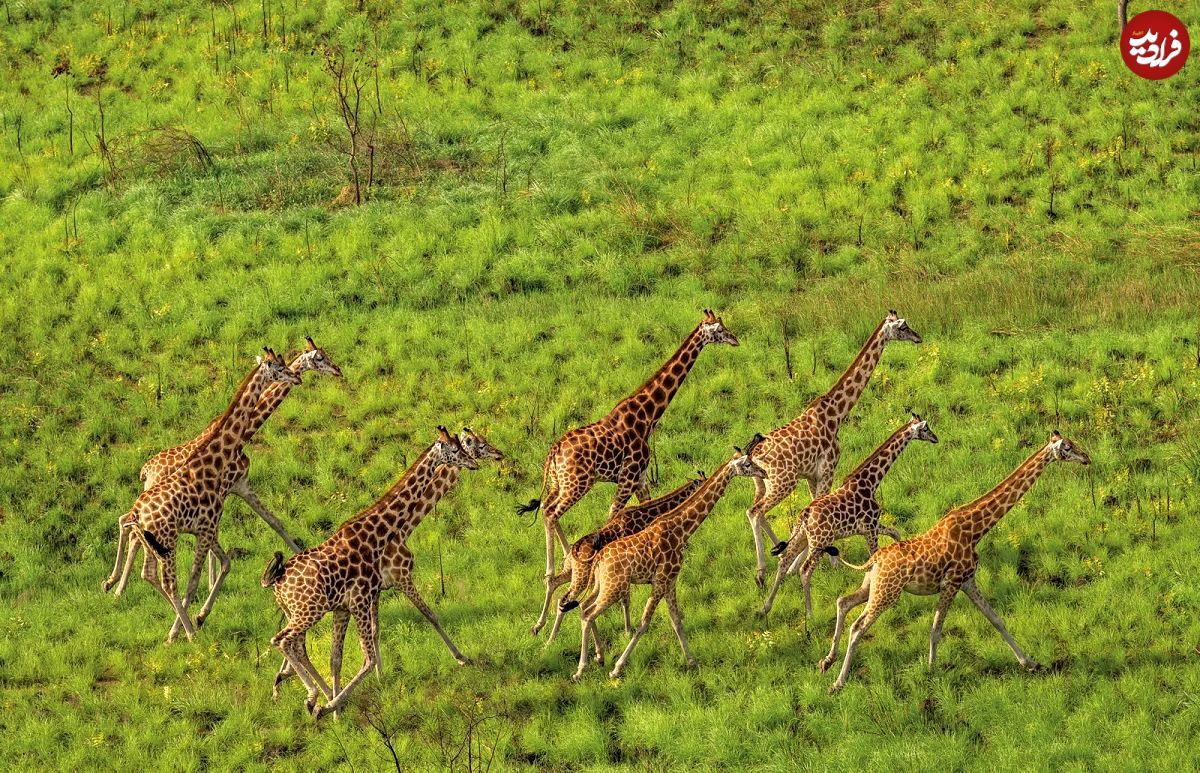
[305,336,316,351]
[1051,430,1062,440]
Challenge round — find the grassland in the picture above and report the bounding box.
[1,0,1199,768]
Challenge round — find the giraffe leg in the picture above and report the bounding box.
[621,594,632,637]
[103,516,133,592]
[192,541,232,629]
[664,587,695,668]
[398,572,470,665]
[634,475,652,503]
[113,527,142,597]
[168,540,209,643]
[829,583,898,693]
[798,542,828,618]
[546,557,588,645]
[316,599,381,719]
[608,590,663,679]
[533,561,571,636]
[608,460,645,518]
[576,595,607,662]
[330,610,349,699]
[929,583,961,669]
[275,628,329,712]
[542,484,585,581]
[961,578,1041,671]
[747,479,792,590]
[880,525,902,543]
[272,657,294,701]
[819,574,871,673]
[142,548,196,642]
[232,477,301,553]
[758,529,808,618]
[574,585,622,680]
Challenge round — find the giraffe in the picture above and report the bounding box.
[745,310,922,589]
[262,427,479,719]
[517,309,739,625]
[756,414,937,619]
[103,337,343,596]
[572,435,767,680]
[120,349,301,642]
[531,472,705,641]
[820,431,1091,693]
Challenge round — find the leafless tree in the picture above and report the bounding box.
[323,45,368,205]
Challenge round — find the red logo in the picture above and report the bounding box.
[1121,10,1190,80]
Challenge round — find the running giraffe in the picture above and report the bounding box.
[263,428,479,719]
[821,431,1090,692]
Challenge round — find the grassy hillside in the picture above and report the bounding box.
[1,0,1198,768]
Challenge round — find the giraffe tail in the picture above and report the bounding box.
[261,551,286,587]
[514,499,541,515]
[823,546,874,571]
[770,540,789,557]
[134,523,170,560]
[515,441,557,517]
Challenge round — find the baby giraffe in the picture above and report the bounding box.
[263,428,478,719]
[821,431,1090,693]
[757,415,937,619]
[574,435,767,680]
[535,473,706,645]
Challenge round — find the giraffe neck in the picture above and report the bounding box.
[623,325,705,427]
[346,444,444,547]
[183,362,274,471]
[669,460,738,542]
[391,465,463,544]
[241,354,307,442]
[844,424,913,494]
[818,319,887,425]
[948,446,1053,540]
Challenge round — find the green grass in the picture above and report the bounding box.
[2,0,1199,768]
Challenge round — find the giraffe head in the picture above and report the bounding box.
[1047,431,1090,465]
[295,336,344,378]
[907,413,938,444]
[258,348,303,385]
[432,426,480,469]
[882,310,922,344]
[731,433,769,478]
[698,309,740,347]
[459,426,504,462]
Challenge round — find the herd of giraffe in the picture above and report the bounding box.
[104,310,1090,718]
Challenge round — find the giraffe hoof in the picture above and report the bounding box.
[607,669,623,679]
[755,607,768,619]
[818,658,833,673]
[101,579,114,592]
[683,658,698,670]
[1025,661,1043,673]
[456,656,472,666]
[827,684,843,695]
[754,574,766,591]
